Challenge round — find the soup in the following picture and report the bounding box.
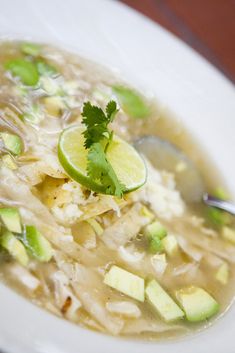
[0,41,234,340]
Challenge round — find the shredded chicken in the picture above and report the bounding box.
[54,251,124,335]
[102,204,149,249]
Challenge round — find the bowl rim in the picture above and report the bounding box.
[0,0,235,352]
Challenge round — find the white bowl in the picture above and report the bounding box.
[0,0,235,352]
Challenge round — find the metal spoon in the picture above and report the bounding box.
[135,136,235,215]
[203,193,235,215]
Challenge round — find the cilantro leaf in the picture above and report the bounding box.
[106,100,118,122]
[82,102,106,126]
[81,100,125,197]
[83,123,107,149]
[87,142,125,198]
[81,100,118,148]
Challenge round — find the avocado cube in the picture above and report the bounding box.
[145,279,184,322]
[162,235,178,256]
[104,265,145,302]
[149,237,164,254]
[175,286,219,322]
[144,221,167,240]
[145,221,167,254]
[207,207,230,227]
[24,225,52,262]
[0,132,23,156]
[43,96,65,117]
[0,207,21,233]
[215,263,229,285]
[213,187,229,201]
[222,226,235,245]
[1,230,29,267]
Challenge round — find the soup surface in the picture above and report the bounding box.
[0,41,234,340]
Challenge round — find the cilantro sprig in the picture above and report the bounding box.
[82,101,117,148]
[81,101,125,197]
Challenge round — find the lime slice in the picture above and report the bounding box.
[58,125,147,194]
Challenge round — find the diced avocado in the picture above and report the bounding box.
[0,132,23,156]
[0,230,29,267]
[145,280,184,322]
[162,235,178,256]
[222,226,235,244]
[175,286,219,322]
[112,85,150,119]
[23,225,52,262]
[145,221,167,254]
[207,207,230,227]
[104,265,145,302]
[151,254,167,275]
[0,208,21,233]
[86,218,103,236]
[215,263,229,285]
[2,154,17,170]
[43,96,65,117]
[149,237,164,254]
[5,58,39,86]
[213,187,229,201]
[144,221,167,240]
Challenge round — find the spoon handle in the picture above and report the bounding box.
[203,194,235,216]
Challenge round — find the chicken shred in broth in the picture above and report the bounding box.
[0,41,234,341]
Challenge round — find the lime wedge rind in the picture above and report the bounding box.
[58,125,147,195]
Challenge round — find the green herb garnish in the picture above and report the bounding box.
[82,101,125,197]
[82,101,117,148]
[87,142,125,198]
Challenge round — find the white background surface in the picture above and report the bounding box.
[0,0,235,352]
